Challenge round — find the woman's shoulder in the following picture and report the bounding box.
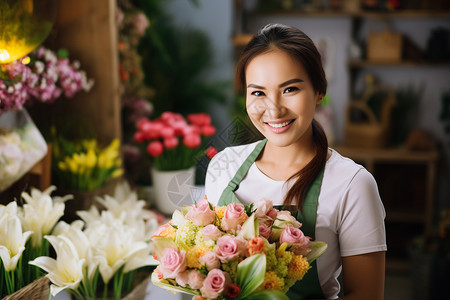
[210,140,262,165]
[325,148,376,187]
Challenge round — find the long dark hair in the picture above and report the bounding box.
[235,23,328,209]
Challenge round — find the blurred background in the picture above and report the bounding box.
[1,0,449,299]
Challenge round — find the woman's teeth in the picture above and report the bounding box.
[267,121,290,128]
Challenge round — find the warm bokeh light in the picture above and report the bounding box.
[0,0,57,64]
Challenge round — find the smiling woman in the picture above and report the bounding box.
[205,23,386,300]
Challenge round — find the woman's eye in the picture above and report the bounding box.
[251,91,265,96]
[284,87,299,93]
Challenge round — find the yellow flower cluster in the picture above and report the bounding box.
[288,255,311,281]
[55,138,123,191]
[261,271,284,291]
[186,245,211,269]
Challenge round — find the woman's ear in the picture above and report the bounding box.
[316,93,324,105]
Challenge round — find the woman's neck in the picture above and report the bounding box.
[256,130,316,181]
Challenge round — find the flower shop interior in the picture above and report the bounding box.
[1,0,449,299]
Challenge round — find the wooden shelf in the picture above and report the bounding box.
[333,145,439,164]
[253,9,450,19]
[386,212,426,223]
[348,59,450,68]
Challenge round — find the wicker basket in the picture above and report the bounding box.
[367,21,403,62]
[2,277,50,300]
[345,86,397,148]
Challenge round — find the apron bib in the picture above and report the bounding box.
[217,139,326,299]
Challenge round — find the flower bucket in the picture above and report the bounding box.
[2,276,49,300]
[0,109,47,192]
[150,167,195,216]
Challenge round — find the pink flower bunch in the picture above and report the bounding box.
[151,197,321,299]
[133,111,217,171]
[0,46,94,114]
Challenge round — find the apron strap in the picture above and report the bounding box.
[217,139,267,206]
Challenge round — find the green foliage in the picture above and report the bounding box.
[137,0,228,116]
[391,83,424,146]
[440,90,450,146]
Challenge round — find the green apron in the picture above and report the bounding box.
[217,139,326,300]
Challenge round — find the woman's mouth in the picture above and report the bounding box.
[264,119,295,133]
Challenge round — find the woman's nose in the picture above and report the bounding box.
[264,95,284,119]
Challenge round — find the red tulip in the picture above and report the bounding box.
[206,146,218,159]
[202,125,216,137]
[147,141,164,157]
[183,134,201,149]
[187,113,211,126]
[164,137,179,149]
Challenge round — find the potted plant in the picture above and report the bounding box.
[408,209,450,300]
[133,111,217,215]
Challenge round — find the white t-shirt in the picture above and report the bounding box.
[205,140,387,299]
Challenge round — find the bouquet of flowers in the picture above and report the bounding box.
[151,198,327,299]
[133,111,217,171]
[0,45,94,114]
[29,182,160,299]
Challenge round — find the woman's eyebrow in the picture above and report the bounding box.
[247,83,265,89]
[279,78,303,88]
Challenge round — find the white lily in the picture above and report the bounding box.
[96,182,146,218]
[29,235,85,297]
[86,214,149,283]
[18,186,66,247]
[123,243,159,273]
[0,215,33,271]
[0,201,18,219]
[52,220,98,281]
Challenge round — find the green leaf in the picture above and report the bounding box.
[306,241,328,264]
[237,254,266,298]
[243,290,290,300]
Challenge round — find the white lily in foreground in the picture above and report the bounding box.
[29,235,85,296]
[18,186,67,247]
[0,215,33,271]
[0,201,18,219]
[84,212,150,284]
[52,220,98,281]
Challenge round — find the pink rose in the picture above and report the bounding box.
[221,203,248,232]
[280,226,311,256]
[188,270,206,289]
[254,198,278,224]
[159,248,187,278]
[270,210,302,241]
[201,224,224,241]
[214,235,247,262]
[258,223,271,239]
[200,269,231,299]
[176,271,190,287]
[199,251,220,271]
[185,199,215,226]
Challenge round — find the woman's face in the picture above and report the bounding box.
[245,48,322,148]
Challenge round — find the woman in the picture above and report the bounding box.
[205,24,386,299]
